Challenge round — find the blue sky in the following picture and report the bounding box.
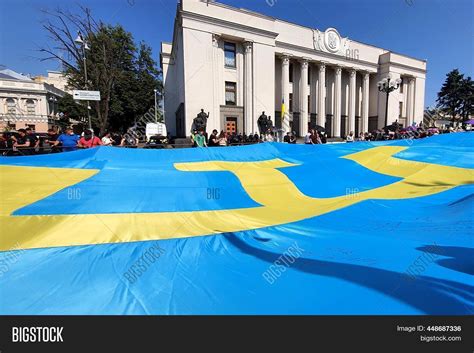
[0,0,472,106]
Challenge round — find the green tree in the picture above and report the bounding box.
[106,42,161,132]
[134,42,162,120]
[57,93,87,125]
[458,76,474,122]
[436,69,464,124]
[40,7,162,135]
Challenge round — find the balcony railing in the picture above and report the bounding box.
[0,113,59,124]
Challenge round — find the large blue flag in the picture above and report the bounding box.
[0,133,472,314]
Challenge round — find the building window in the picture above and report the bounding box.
[6,98,16,114]
[26,99,35,115]
[289,63,294,83]
[399,102,403,118]
[289,93,293,112]
[308,66,311,85]
[224,42,236,68]
[400,78,404,93]
[225,81,237,105]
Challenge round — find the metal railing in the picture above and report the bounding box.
[0,113,60,125]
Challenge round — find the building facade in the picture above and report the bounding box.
[0,69,66,133]
[34,71,71,93]
[161,0,427,138]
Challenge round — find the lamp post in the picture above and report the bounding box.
[48,96,58,116]
[75,31,92,130]
[377,74,402,128]
[153,89,158,123]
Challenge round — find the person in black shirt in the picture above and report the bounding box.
[112,133,122,146]
[289,132,297,144]
[3,133,17,155]
[0,133,11,155]
[208,129,218,147]
[25,128,39,154]
[284,132,291,143]
[13,129,33,155]
[44,128,59,153]
[321,132,327,144]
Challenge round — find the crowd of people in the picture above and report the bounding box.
[192,128,326,147]
[344,120,470,143]
[0,127,139,156]
[1,120,471,155]
[191,128,293,147]
[304,129,327,144]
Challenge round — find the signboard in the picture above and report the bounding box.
[72,90,101,101]
[146,122,167,140]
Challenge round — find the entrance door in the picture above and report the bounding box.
[175,103,185,137]
[226,117,237,134]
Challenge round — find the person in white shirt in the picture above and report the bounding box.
[101,132,114,146]
[346,131,354,142]
[265,131,274,142]
[304,131,313,144]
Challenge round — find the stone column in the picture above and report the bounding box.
[244,41,253,134]
[281,54,290,132]
[212,34,221,133]
[317,62,326,127]
[362,72,370,133]
[333,66,342,137]
[348,68,356,134]
[407,77,415,126]
[299,59,309,136]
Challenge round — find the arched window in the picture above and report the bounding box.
[6,98,16,114]
[26,99,36,115]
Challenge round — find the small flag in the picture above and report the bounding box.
[281,98,286,122]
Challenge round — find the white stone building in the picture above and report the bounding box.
[161,0,427,137]
[0,69,66,133]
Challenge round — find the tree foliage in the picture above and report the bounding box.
[458,76,474,122]
[437,69,474,124]
[57,93,87,124]
[40,6,162,134]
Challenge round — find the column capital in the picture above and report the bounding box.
[299,59,309,68]
[334,66,342,75]
[243,41,253,53]
[407,76,415,84]
[363,72,370,80]
[212,34,220,47]
[318,62,327,71]
[349,68,357,77]
[280,53,291,65]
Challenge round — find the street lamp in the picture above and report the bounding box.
[377,74,402,128]
[48,96,58,116]
[153,89,158,123]
[75,31,92,130]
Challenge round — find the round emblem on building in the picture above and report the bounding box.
[324,28,341,53]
